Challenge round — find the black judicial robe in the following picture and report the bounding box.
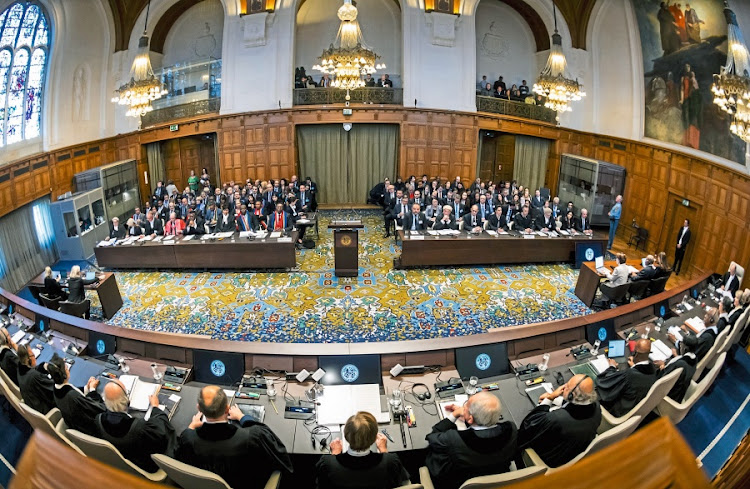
[315,452,409,489]
[425,418,517,489]
[658,353,696,402]
[175,418,292,489]
[18,363,55,414]
[53,384,106,436]
[94,409,175,473]
[596,363,657,418]
[0,346,19,386]
[517,402,601,468]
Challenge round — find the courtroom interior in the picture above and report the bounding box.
[0,1,749,488]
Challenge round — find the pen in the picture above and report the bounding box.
[381,429,394,443]
[270,399,278,415]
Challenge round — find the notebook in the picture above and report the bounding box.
[525,383,553,406]
[118,375,160,411]
[236,403,266,423]
[437,394,469,430]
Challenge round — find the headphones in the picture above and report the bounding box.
[567,376,588,402]
[310,425,332,451]
[412,383,432,402]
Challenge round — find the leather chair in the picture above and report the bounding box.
[523,415,642,474]
[627,280,649,302]
[693,328,730,381]
[66,429,168,483]
[152,454,282,489]
[19,404,86,455]
[28,285,46,305]
[599,282,631,308]
[38,292,61,311]
[418,464,545,489]
[0,370,23,415]
[656,353,726,424]
[718,309,748,355]
[647,276,669,297]
[730,261,745,289]
[60,299,91,318]
[0,364,21,400]
[598,368,682,433]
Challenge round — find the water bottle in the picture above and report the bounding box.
[120,359,130,374]
[151,363,163,383]
[591,340,600,356]
[539,353,551,372]
[267,379,276,399]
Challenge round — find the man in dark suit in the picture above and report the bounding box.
[518,374,601,468]
[630,255,657,282]
[385,196,410,238]
[108,217,126,240]
[383,186,399,212]
[94,379,175,474]
[720,262,741,296]
[215,207,236,233]
[670,301,721,364]
[425,392,517,489]
[487,206,507,231]
[596,339,657,417]
[268,202,293,233]
[404,203,427,231]
[674,219,691,275]
[576,208,592,234]
[463,205,483,233]
[142,211,164,237]
[297,184,316,213]
[176,386,292,489]
[535,208,556,232]
[514,205,534,233]
[433,206,458,230]
[450,195,465,219]
[530,189,544,211]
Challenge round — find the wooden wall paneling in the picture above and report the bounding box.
[0,167,12,215]
[218,115,245,183]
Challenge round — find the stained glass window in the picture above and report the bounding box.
[0,2,49,147]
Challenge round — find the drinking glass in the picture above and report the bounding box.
[267,379,277,399]
[388,389,402,411]
[151,363,163,383]
[466,376,479,395]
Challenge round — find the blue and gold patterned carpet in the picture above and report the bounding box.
[100,210,592,343]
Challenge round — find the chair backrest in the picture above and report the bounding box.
[648,277,669,296]
[620,367,682,423]
[0,364,21,399]
[60,299,91,318]
[28,285,45,304]
[731,261,745,288]
[628,280,649,300]
[459,465,547,488]
[637,227,649,239]
[151,454,231,489]
[734,308,750,346]
[39,293,61,311]
[66,429,158,479]
[683,352,726,409]
[694,328,729,380]
[585,415,642,457]
[19,403,60,437]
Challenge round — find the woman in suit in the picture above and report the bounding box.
[17,344,55,414]
[655,252,672,278]
[43,266,67,300]
[67,266,101,319]
[125,217,143,237]
[47,354,105,436]
[604,253,630,287]
[560,210,577,231]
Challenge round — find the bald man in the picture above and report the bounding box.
[93,379,174,473]
[596,338,657,417]
[518,374,601,468]
[175,386,292,489]
[425,391,517,489]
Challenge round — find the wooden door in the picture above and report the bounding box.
[495,134,515,183]
[662,196,700,275]
[477,131,497,183]
[179,138,203,191]
[162,139,183,191]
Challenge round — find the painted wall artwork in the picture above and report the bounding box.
[633,0,745,163]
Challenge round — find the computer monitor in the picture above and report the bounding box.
[586,319,617,349]
[193,349,245,385]
[455,342,510,380]
[595,255,604,269]
[654,299,671,319]
[575,242,604,269]
[34,312,50,334]
[87,331,117,357]
[85,271,96,281]
[318,354,382,385]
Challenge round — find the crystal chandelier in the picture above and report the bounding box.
[312,0,385,92]
[110,0,167,118]
[533,1,585,118]
[711,1,750,142]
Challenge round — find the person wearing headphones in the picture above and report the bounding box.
[517,374,601,468]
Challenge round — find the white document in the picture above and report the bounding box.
[182,235,194,241]
[590,355,611,374]
[523,234,536,239]
[409,235,425,240]
[650,340,673,362]
[627,266,639,274]
[201,234,214,240]
[11,330,26,344]
[437,394,469,430]
[269,232,282,238]
[316,384,390,426]
[118,374,159,411]
[559,230,570,236]
[427,230,439,236]
[667,326,684,343]
[239,231,253,238]
[153,236,163,242]
[485,230,497,236]
[97,240,115,247]
[684,317,706,334]
[277,237,293,243]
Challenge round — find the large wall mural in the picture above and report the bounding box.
[633,0,745,163]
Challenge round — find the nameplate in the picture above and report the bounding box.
[522,234,536,239]
[409,235,425,240]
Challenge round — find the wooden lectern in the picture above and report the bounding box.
[328,220,364,277]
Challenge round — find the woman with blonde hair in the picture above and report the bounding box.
[67,265,101,318]
[43,266,67,300]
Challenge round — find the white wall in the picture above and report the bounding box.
[295,0,401,86]
[161,0,224,67]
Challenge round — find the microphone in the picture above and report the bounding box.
[414,98,417,108]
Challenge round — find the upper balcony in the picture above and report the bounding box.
[476,95,557,125]
[293,87,403,106]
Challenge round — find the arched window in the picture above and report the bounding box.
[0,2,49,147]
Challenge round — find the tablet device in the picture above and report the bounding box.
[607,339,626,360]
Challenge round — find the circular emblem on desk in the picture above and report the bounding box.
[692,289,698,299]
[475,353,492,371]
[340,235,352,246]
[597,327,608,342]
[341,364,359,383]
[660,305,666,317]
[39,320,45,332]
[585,248,595,261]
[96,339,106,355]
[210,360,226,377]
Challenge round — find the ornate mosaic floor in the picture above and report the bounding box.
[101,210,593,343]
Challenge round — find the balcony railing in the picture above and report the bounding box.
[141,98,221,127]
[293,87,403,106]
[476,95,557,124]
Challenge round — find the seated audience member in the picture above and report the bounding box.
[67,266,100,318]
[125,218,143,237]
[530,189,544,210]
[477,194,492,221]
[252,200,267,230]
[184,215,205,235]
[0,327,19,386]
[603,253,630,287]
[269,202,293,233]
[653,341,697,403]
[165,212,186,236]
[404,203,427,231]
[425,198,442,222]
[560,210,577,232]
[204,203,219,233]
[285,196,301,221]
[655,252,672,278]
[425,392,517,489]
[43,266,68,300]
[463,205,483,233]
[94,379,174,474]
[550,197,563,219]
[513,205,534,233]
[142,211,164,237]
[519,80,530,97]
[215,207,236,233]
[630,255,657,282]
[720,262,741,296]
[450,195,465,219]
[494,86,507,99]
[518,374,601,468]
[536,207,556,232]
[236,204,254,231]
[433,206,458,230]
[576,208,592,234]
[480,83,493,96]
[316,411,409,489]
[176,386,292,489]
[670,298,724,362]
[47,354,105,436]
[385,196,410,238]
[487,205,507,231]
[108,217,126,240]
[16,345,55,414]
[596,339,657,417]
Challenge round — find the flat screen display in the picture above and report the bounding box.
[455,342,510,379]
[318,354,382,385]
[87,331,117,357]
[586,318,617,349]
[193,349,245,385]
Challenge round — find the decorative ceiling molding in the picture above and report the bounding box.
[497,0,550,52]
[150,0,205,53]
[107,0,150,52]
[554,0,597,50]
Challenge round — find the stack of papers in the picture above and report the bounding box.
[214,232,234,239]
[269,232,282,239]
[97,239,116,247]
[590,355,611,374]
[201,234,214,240]
[650,340,673,362]
[437,394,469,430]
[118,375,160,411]
[667,326,684,343]
[559,230,570,236]
[182,235,195,241]
[685,317,706,334]
[316,384,390,425]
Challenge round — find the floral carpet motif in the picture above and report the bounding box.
[103,210,593,343]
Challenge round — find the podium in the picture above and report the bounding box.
[328,220,364,277]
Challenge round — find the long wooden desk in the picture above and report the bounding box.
[29,271,124,319]
[396,230,607,267]
[93,232,298,270]
[574,259,643,308]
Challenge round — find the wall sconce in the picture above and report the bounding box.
[241,0,275,15]
[424,0,460,15]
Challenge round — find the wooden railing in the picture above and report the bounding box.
[141,97,221,127]
[476,95,558,124]
[293,87,404,106]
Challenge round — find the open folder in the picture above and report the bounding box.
[316,384,390,426]
[118,375,160,411]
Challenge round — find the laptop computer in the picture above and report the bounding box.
[607,339,627,363]
[595,256,608,275]
[85,271,96,281]
[51,271,61,281]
